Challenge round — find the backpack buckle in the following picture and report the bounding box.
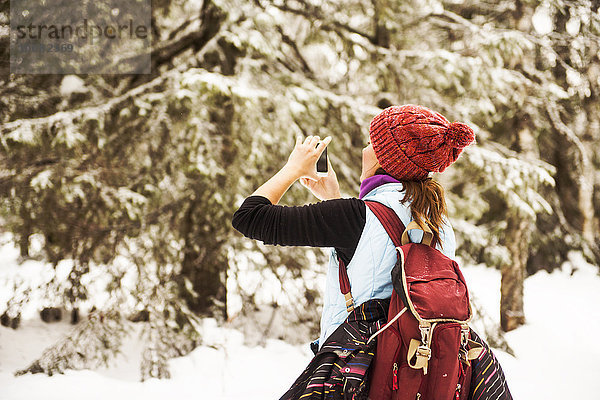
[459,338,484,366]
[344,292,355,313]
[409,323,435,375]
[408,339,432,375]
[459,348,470,366]
[419,323,431,345]
[460,324,470,347]
[416,345,431,360]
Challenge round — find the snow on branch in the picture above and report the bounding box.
[0,72,170,137]
[464,144,555,218]
[15,310,127,377]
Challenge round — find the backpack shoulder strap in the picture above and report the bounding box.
[337,200,408,312]
[367,200,439,248]
[364,200,407,247]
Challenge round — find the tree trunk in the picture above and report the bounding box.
[500,213,528,331]
[500,115,536,332]
[177,93,235,319]
[372,0,390,48]
[548,6,596,247]
[18,233,29,258]
[547,105,596,246]
[179,199,228,318]
[18,205,31,258]
[180,243,228,317]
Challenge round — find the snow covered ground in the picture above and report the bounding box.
[1,237,599,399]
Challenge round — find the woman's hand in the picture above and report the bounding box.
[250,135,339,205]
[299,158,341,201]
[285,135,331,181]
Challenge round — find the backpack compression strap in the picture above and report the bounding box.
[337,201,408,313]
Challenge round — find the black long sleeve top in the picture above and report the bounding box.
[231,196,367,265]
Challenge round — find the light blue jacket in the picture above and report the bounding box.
[318,183,457,348]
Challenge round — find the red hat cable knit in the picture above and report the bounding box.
[368,105,475,181]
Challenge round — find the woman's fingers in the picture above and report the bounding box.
[316,136,331,152]
[303,135,315,146]
[307,135,320,149]
[316,137,331,163]
[298,135,329,152]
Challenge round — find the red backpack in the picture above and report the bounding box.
[339,201,483,400]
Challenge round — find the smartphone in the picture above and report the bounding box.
[316,146,328,177]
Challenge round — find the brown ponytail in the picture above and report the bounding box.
[374,169,448,246]
[401,179,448,247]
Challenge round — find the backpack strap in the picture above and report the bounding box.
[364,200,439,248]
[402,220,434,246]
[338,258,354,313]
[337,201,408,313]
[364,200,406,247]
[338,201,441,313]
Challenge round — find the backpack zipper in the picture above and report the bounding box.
[388,325,402,391]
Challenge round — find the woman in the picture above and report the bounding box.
[232,105,511,400]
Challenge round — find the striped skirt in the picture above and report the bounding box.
[279,299,512,400]
[280,299,389,400]
[468,330,513,400]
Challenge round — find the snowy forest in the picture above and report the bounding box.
[1,0,599,398]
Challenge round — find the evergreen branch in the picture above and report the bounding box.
[0,71,170,134]
[470,294,514,356]
[80,0,226,76]
[167,16,199,41]
[545,103,591,170]
[15,310,127,377]
[275,25,314,77]
[151,0,226,71]
[270,1,377,44]
[429,9,589,77]
[63,195,190,236]
[0,2,226,131]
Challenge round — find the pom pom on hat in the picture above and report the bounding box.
[368,104,475,181]
[445,122,475,149]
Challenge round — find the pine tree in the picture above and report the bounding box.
[1,0,598,379]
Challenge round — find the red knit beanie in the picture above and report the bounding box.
[369,104,475,181]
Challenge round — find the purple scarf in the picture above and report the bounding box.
[359,174,401,199]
